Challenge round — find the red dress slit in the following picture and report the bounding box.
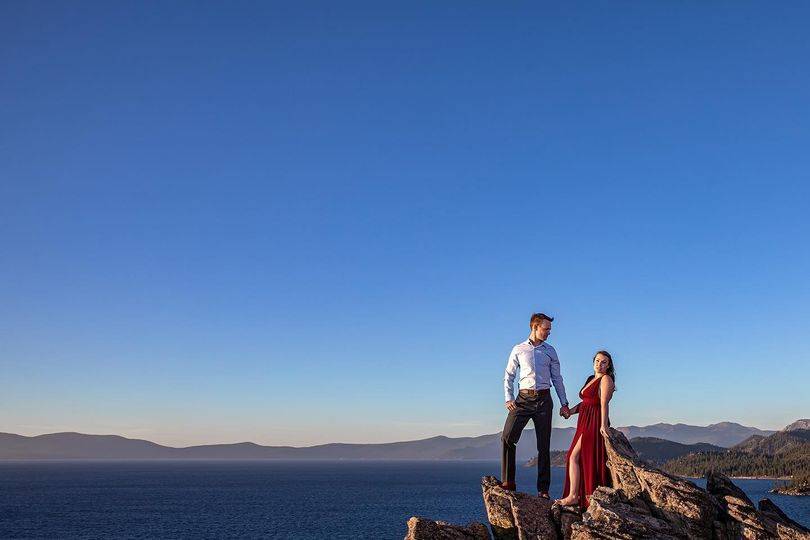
[561,376,611,508]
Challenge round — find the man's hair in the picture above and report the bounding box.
[529,313,554,328]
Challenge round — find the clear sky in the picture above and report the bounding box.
[2,1,809,447]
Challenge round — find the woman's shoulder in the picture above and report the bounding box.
[599,374,615,388]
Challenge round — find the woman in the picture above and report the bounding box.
[554,350,616,508]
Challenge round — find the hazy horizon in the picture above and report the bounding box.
[3,418,792,449]
[3,2,809,447]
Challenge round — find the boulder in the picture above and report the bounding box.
[404,517,490,540]
[550,501,583,540]
[480,476,558,539]
[759,498,810,540]
[704,472,810,539]
[707,471,777,538]
[569,486,681,539]
[759,498,810,536]
[603,428,717,538]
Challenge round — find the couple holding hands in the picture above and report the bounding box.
[501,312,616,508]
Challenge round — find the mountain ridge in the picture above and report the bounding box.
[783,418,810,432]
[628,437,726,464]
[0,420,786,460]
[733,429,810,455]
[661,425,810,492]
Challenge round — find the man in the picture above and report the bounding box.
[501,313,569,498]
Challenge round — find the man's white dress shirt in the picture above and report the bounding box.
[503,339,568,406]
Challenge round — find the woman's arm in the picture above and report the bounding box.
[569,403,581,415]
[599,376,615,437]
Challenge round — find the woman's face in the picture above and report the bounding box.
[594,353,610,374]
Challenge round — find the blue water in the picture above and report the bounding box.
[0,461,806,539]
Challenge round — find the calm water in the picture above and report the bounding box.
[0,461,806,539]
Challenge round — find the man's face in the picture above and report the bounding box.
[533,320,552,341]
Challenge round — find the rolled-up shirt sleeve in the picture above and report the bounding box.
[549,348,568,405]
[503,347,519,402]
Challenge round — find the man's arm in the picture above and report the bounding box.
[549,347,568,407]
[503,347,519,404]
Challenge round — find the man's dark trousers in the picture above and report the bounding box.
[501,389,553,493]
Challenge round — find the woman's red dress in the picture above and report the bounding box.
[561,375,611,508]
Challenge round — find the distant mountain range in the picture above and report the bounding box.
[0,421,781,460]
[615,422,775,447]
[526,437,726,468]
[628,437,725,464]
[528,420,810,480]
[662,422,810,488]
[733,428,810,455]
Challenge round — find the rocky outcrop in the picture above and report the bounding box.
[479,476,558,539]
[597,427,718,538]
[783,420,810,432]
[570,486,682,539]
[708,471,779,538]
[770,485,810,497]
[550,502,582,540]
[759,499,810,538]
[404,517,489,540]
[568,430,809,539]
[703,471,810,539]
[403,428,809,539]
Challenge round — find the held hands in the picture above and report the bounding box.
[507,401,575,419]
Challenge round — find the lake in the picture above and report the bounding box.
[0,461,806,538]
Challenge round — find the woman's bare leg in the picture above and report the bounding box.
[556,437,582,506]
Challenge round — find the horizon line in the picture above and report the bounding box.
[2,418,792,450]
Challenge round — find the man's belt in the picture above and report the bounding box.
[519,389,550,397]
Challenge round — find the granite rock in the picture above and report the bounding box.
[570,486,681,539]
[404,517,490,540]
[480,476,558,539]
[403,428,808,539]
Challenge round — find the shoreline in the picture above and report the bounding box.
[680,474,792,481]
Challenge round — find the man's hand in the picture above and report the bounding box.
[559,405,570,419]
[506,400,517,412]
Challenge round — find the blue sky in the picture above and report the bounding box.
[2,1,809,446]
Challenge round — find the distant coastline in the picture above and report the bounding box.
[0,421,779,461]
[680,474,792,481]
[660,426,809,496]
